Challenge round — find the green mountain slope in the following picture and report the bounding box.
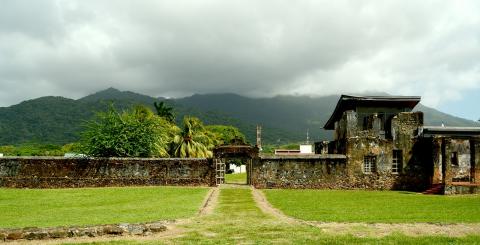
[0,88,478,146]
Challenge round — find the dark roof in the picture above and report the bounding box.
[420,126,480,137]
[324,95,421,130]
[213,145,259,158]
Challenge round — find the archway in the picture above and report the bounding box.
[213,144,259,185]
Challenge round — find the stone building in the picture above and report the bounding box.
[419,126,480,194]
[317,95,480,194]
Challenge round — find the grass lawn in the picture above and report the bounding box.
[264,189,480,223]
[225,172,246,184]
[82,187,480,245]
[0,186,209,228]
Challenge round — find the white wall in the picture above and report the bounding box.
[299,144,313,154]
[229,164,246,173]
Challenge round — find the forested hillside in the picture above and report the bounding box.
[0,88,478,145]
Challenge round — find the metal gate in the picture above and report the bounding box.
[215,158,226,185]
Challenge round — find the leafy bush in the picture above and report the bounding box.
[81,105,177,157]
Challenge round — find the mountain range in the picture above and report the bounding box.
[0,88,478,146]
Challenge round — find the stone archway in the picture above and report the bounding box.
[213,144,259,185]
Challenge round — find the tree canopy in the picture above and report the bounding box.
[205,125,246,145]
[73,103,248,158]
[80,105,177,157]
[154,101,175,123]
[171,116,214,158]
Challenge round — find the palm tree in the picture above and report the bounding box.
[171,116,214,158]
[153,101,175,123]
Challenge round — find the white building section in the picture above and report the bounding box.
[229,164,246,173]
[299,144,313,154]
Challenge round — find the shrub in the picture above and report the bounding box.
[81,105,177,157]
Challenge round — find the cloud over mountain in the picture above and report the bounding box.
[0,0,479,119]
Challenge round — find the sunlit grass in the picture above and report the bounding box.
[75,187,480,244]
[0,186,209,228]
[225,172,246,184]
[264,189,480,223]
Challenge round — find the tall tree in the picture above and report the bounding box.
[171,116,213,158]
[81,105,175,157]
[154,101,175,123]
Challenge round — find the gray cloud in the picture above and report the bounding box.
[0,0,479,112]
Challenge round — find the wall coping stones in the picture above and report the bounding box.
[259,154,347,160]
[0,156,208,161]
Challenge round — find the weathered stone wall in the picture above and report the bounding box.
[445,184,480,195]
[444,139,472,183]
[250,154,427,190]
[0,157,215,188]
[474,138,480,183]
[251,155,348,189]
[322,110,430,191]
[391,112,423,170]
[345,137,393,175]
[431,137,443,184]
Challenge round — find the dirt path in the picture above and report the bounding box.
[251,186,299,225]
[307,221,480,238]
[198,187,219,216]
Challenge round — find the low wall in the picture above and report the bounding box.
[251,154,427,190]
[0,157,215,188]
[445,184,480,195]
[251,154,349,189]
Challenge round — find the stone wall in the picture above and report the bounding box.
[251,155,348,189]
[0,157,215,188]
[474,138,480,183]
[445,184,480,195]
[250,154,427,190]
[445,138,472,183]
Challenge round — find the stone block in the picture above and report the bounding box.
[6,231,23,240]
[103,225,124,235]
[48,229,68,238]
[24,230,48,240]
[148,223,167,233]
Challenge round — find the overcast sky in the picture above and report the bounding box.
[0,0,479,120]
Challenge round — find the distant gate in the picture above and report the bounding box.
[213,142,259,186]
[215,158,226,185]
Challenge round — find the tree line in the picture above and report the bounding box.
[0,102,246,158]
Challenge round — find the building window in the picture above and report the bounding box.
[364,156,377,174]
[392,150,403,174]
[451,152,459,166]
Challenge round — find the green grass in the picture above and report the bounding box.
[224,172,246,184]
[264,189,480,223]
[0,186,209,228]
[78,187,480,245]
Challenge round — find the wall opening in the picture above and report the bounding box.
[364,155,377,174]
[392,150,403,174]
